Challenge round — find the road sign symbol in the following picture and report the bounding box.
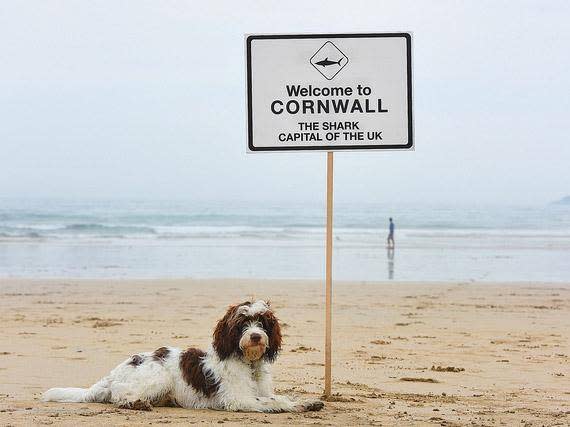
[309,41,349,80]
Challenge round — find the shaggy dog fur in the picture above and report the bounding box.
[43,300,324,413]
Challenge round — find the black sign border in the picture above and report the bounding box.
[246,33,413,152]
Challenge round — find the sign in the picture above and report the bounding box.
[246,33,413,151]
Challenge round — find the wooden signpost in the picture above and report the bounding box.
[246,33,413,398]
[324,151,334,396]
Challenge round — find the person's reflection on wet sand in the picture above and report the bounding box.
[387,247,395,280]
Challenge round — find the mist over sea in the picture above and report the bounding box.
[0,198,568,282]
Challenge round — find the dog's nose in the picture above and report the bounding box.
[250,333,262,343]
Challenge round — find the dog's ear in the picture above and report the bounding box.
[262,310,282,362]
[213,304,241,360]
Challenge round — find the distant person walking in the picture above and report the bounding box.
[387,217,395,248]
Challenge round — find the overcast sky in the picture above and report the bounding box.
[1,1,568,206]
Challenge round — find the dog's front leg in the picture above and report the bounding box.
[270,394,324,412]
[257,396,324,413]
[253,366,323,412]
[254,364,274,398]
[218,363,323,413]
[221,392,323,413]
[222,395,299,413]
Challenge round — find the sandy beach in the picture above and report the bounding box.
[0,278,568,426]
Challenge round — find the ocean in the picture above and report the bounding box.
[0,198,569,282]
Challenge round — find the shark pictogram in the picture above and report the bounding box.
[310,42,349,80]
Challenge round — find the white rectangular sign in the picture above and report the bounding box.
[246,33,413,152]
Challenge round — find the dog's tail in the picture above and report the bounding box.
[43,387,90,402]
[43,379,111,403]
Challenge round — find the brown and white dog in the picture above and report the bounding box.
[43,300,324,413]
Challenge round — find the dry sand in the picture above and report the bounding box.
[0,278,568,426]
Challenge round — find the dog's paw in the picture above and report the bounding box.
[294,399,324,412]
[119,399,153,411]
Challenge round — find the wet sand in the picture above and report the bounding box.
[0,279,568,426]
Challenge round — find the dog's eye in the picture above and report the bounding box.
[260,318,271,331]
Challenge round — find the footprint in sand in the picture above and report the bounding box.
[400,377,440,383]
[431,365,465,372]
[370,339,391,345]
[290,345,318,353]
[92,320,122,328]
[368,355,387,364]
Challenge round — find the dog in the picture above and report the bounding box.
[43,300,324,413]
